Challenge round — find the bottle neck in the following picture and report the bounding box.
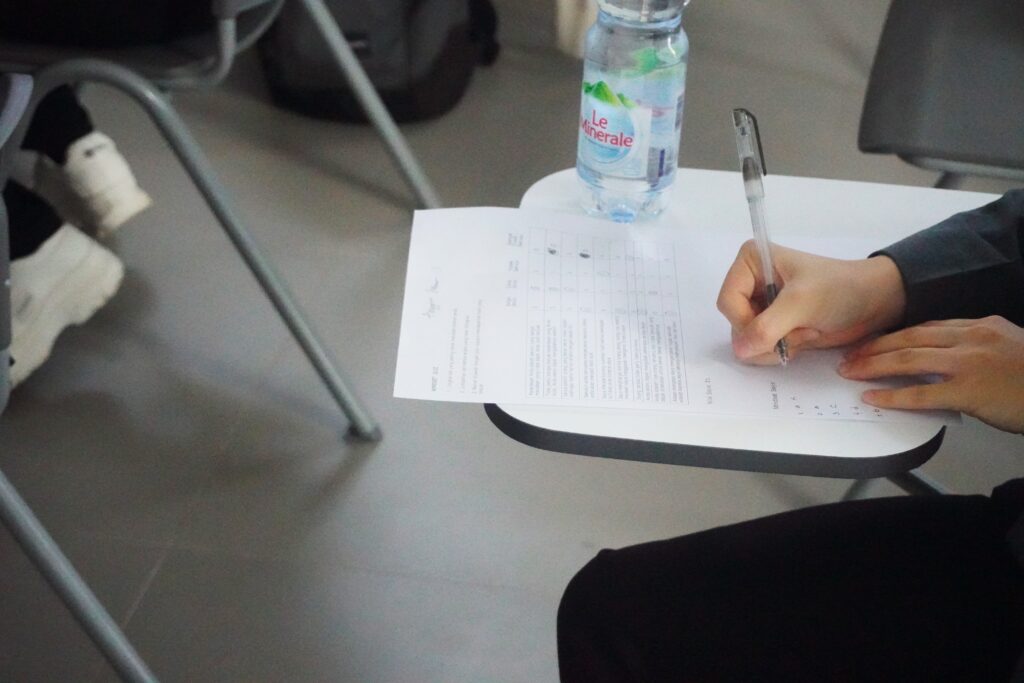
[596,8,682,29]
[598,0,684,25]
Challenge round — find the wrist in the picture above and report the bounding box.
[862,255,907,331]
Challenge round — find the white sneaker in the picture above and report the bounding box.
[33,131,152,238]
[9,224,125,387]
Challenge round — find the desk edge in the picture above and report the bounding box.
[483,404,945,479]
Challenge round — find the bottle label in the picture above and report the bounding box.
[578,59,686,183]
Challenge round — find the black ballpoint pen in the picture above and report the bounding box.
[732,108,789,365]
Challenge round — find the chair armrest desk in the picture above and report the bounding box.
[486,169,999,479]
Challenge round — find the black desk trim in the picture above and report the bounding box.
[485,404,945,479]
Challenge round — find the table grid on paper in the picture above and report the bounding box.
[525,227,689,405]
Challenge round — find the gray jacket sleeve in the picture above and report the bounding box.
[874,189,1024,327]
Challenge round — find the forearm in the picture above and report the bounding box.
[860,254,907,334]
[875,189,1024,327]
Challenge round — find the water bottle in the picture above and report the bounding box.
[577,0,689,222]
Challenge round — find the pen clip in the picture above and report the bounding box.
[731,108,768,176]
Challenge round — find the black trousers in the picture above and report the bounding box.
[3,87,93,259]
[558,478,1024,682]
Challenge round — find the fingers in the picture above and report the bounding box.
[787,327,822,348]
[862,382,958,412]
[839,347,955,380]
[731,286,809,359]
[717,242,760,329]
[842,321,963,413]
[919,318,983,328]
[731,328,820,365]
[846,324,964,360]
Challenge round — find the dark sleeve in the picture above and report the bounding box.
[874,189,1024,327]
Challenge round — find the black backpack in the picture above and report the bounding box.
[258,0,499,123]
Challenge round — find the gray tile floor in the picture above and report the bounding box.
[1,2,1019,681]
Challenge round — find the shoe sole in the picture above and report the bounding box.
[10,230,125,386]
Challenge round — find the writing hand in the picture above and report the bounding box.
[717,241,907,364]
[839,316,1024,434]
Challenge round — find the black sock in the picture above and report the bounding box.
[4,181,63,260]
[21,86,94,165]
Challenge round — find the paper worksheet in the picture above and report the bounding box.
[395,207,953,425]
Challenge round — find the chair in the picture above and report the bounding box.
[851,0,1024,497]
[0,0,399,440]
[1,73,157,683]
[858,0,1024,189]
[0,0,441,208]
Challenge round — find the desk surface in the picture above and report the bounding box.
[486,168,1000,478]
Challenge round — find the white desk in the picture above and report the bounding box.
[486,168,1000,478]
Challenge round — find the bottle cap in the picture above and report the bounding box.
[598,0,688,22]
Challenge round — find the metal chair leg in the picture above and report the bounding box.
[0,469,158,683]
[22,60,381,441]
[841,478,874,501]
[842,469,948,500]
[887,469,948,496]
[934,172,964,190]
[298,0,443,210]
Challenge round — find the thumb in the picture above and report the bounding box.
[732,288,806,359]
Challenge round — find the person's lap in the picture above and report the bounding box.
[558,479,1024,682]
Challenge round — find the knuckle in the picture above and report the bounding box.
[782,284,807,305]
[946,350,966,375]
[895,348,918,366]
[902,327,925,346]
[984,315,1008,327]
[946,378,975,413]
[904,384,931,407]
[967,324,999,344]
[715,291,729,314]
[747,317,770,343]
[961,347,989,367]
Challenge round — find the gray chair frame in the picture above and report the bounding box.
[16,58,383,439]
[858,0,1024,190]
[0,0,442,209]
[0,2,442,673]
[7,58,382,439]
[1,0,397,440]
[295,0,442,209]
[849,0,1024,497]
[1,74,158,683]
[842,469,948,501]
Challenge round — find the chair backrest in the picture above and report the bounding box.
[0,0,283,90]
[0,73,33,412]
[858,0,1024,173]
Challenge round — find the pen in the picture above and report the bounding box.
[731,108,789,365]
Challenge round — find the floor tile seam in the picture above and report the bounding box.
[118,543,174,629]
[92,462,236,641]
[139,342,307,568]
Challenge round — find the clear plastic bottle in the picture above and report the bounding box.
[576,0,689,222]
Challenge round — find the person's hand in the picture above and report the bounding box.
[838,316,1024,433]
[717,241,907,364]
